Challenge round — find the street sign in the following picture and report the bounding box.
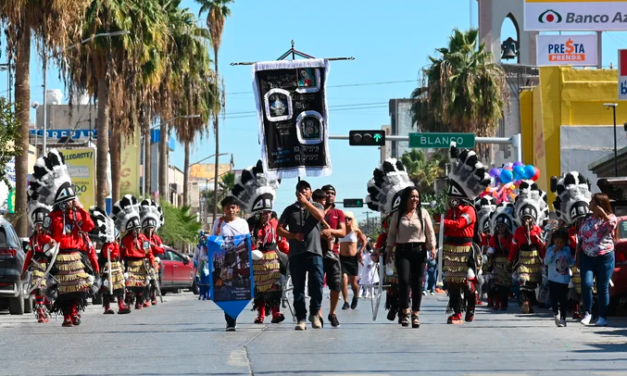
[349,130,386,146]
[29,129,97,140]
[409,133,476,148]
[619,49,627,100]
[343,198,364,208]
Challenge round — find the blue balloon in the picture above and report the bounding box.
[500,169,513,184]
[524,165,536,180]
[513,166,525,181]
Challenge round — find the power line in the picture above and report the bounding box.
[226,79,416,96]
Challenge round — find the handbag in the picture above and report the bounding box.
[275,249,289,275]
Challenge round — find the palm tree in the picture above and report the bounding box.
[65,0,168,207]
[0,0,90,235]
[401,149,443,195]
[196,0,233,224]
[411,28,505,158]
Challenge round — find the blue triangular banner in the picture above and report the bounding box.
[206,234,254,319]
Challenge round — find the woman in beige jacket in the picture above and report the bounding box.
[385,186,436,328]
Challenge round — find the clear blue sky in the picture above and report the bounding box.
[4,0,627,222]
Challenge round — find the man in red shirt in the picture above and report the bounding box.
[319,184,347,328]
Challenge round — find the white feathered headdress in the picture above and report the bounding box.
[28,149,76,208]
[490,202,515,235]
[447,143,491,200]
[27,200,51,228]
[89,207,116,243]
[475,196,496,234]
[230,160,280,213]
[552,171,591,225]
[111,194,141,233]
[514,181,548,227]
[366,158,414,214]
[139,199,164,230]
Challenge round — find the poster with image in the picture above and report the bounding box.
[207,234,254,319]
[252,59,331,179]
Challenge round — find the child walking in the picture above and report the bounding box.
[544,229,575,327]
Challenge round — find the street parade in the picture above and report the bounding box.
[3,0,627,375]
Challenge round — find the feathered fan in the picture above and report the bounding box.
[230,160,280,213]
[366,158,414,214]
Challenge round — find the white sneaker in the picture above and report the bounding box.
[596,317,608,327]
[559,319,567,327]
[430,291,435,296]
[422,291,427,296]
[580,313,593,326]
[295,320,307,331]
[554,315,561,327]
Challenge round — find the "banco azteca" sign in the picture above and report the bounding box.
[525,0,627,31]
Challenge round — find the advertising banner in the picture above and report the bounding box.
[525,0,627,31]
[536,34,598,66]
[59,148,96,209]
[620,49,627,100]
[120,130,140,195]
[207,234,253,319]
[252,59,332,179]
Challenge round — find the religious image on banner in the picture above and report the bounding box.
[252,59,331,179]
[207,234,254,319]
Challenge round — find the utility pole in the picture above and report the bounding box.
[363,211,371,235]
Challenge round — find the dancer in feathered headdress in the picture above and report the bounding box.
[231,160,287,324]
[139,199,165,306]
[21,197,54,323]
[367,158,414,322]
[28,149,98,327]
[475,196,496,307]
[112,194,155,310]
[90,207,130,315]
[551,171,592,319]
[509,180,548,314]
[443,143,490,325]
[486,202,516,312]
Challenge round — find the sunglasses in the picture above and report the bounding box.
[346,218,353,222]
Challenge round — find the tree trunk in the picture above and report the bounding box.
[14,24,30,237]
[110,123,121,204]
[212,49,220,224]
[183,140,190,207]
[159,118,167,200]
[96,77,110,208]
[143,106,151,198]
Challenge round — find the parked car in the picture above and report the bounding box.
[0,219,33,315]
[159,246,197,294]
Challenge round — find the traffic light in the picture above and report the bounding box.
[349,130,385,146]
[343,198,364,208]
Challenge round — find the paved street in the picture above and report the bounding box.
[2,291,627,376]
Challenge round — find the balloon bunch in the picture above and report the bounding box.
[489,161,540,185]
[480,161,541,204]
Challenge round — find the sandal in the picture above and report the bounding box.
[400,311,410,327]
[411,313,420,329]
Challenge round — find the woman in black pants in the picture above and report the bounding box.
[385,186,436,328]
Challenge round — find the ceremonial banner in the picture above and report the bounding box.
[207,234,253,319]
[59,148,96,209]
[252,59,332,179]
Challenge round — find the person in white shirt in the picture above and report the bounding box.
[210,196,251,331]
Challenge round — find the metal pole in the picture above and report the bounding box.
[614,106,618,176]
[512,133,522,162]
[597,31,603,70]
[42,57,47,154]
[141,137,146,198]
[436,216,445,288]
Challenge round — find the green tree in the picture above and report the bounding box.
[401,149,444,195]
[0,97,22,186]
[196,0,233,226]
[411,28,506,154]
[159,201,202,250]
[1,0,90,235]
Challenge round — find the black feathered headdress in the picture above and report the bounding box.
[230,160,280,213]
[366,158,414,214]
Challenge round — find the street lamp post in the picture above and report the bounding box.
[140,114,200,198]
[604,103,619,176]
[41,31,129,154]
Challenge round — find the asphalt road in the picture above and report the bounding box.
[1,290,627,376]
